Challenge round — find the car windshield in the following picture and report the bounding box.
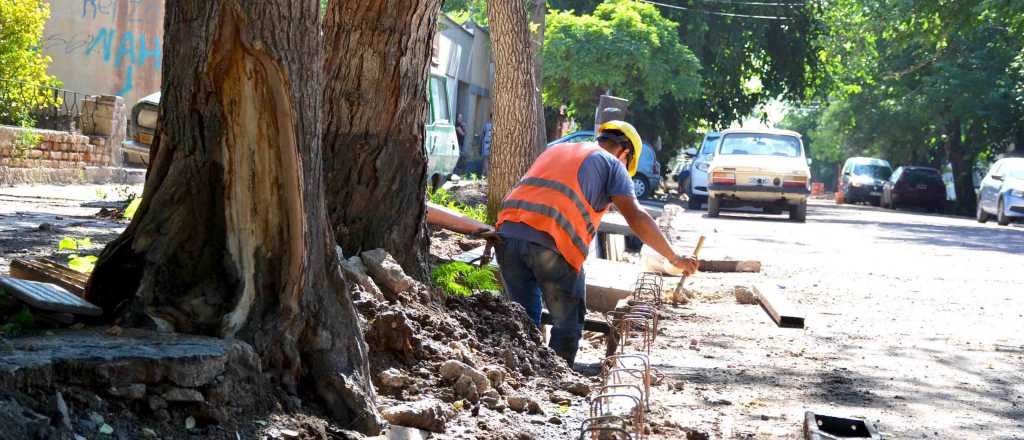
[853,164,892,180]
[719,134,801,157]
[1006,164,1024,179]
[699,137,719,156]
[902,168,941,184]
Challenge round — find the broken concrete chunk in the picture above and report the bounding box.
[454,374,480,402]
[439,360,490,392]
[733,286,758,305]
[482,366,505,390]
[162,388,204,403]
[563,381,591,397]
[361,249,415,296]
[381,399,453,433]
[507,395,543,414]
[378,368,414,389]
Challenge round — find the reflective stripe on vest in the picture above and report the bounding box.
[497,143,607,272]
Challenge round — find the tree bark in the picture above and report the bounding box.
[321,0,442,280]
[487,0,545,220]
[85,0,381,433]
[530,0,548,148]
[945,117,976,214]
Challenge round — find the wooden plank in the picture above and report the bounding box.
[0,277,103,316]
[699,260,762,273]
[9,258,88,297]
[754,283,804,329]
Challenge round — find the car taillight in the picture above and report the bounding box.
[711,171,736,185]
[783,175,808,188]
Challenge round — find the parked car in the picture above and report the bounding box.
[547,130,661,199]
[881,166,946,211]
[706,128,811,222]
[976,157,1024,226]
[425,74,460,190]
[685,132,721,209]
[121,92,160,167]
[838,157,893,205]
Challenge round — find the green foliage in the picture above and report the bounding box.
[442,0,488,25]
[431,262,501,297]
[123,197,142,220]
[11,127,41,158]
[428,188,487,223]
[58,236,91,251]
[543,0,702,123]
[67,255,97,273]
[0,0,60,125]
[0,302,35,337]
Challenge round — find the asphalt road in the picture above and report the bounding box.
[593,199,1024,439]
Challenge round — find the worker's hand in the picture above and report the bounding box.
[468,226,502,246]
[671,254,699,276]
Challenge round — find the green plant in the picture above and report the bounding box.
[428,188,488,223]
[0,304,34,337]
[67,255,97,273]
[0,0,60,125]
[431,262,501,297]
[11,122,41,158]
[123,197,142,219]
[58,236,91,251]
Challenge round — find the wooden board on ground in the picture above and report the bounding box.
[699,260,762,273]
[753,283,805,328]
[584,258,640,313]
[9,258,89,297]
[0,277,103,316]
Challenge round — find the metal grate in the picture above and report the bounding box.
[0,79,88,132]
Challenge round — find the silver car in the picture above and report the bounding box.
[977,157,1024,226]
[685,132,720,209]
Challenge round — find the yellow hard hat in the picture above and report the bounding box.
[597,120,643,176]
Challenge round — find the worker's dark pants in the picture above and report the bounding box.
[496,237,586,366]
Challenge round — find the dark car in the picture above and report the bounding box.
[881,166,946,211]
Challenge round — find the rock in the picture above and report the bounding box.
[381,399,453,433]
[548,416,562,425]
[162,388,204,403]
[141,428,158,438]
[0,396,50,439]
[454,374,480,402]
[507,395,542,414]
[55,392,72,431]
[280,428,300,438]
[702,392,732,406]
[482,366,505,390]
[88,412,105,425]
[99,423,114,435]
[38,223,54,231]
[734,286,758,305]
[683,427,711,440]
[338,247,385,300]
[548,390,571,405]
[439,360,490,392]
[379,368,414,389]
[387,425,433,440]
[147,396,167,411]
[361,249,416,297]
[366,310,417,362]
[564,381,591,397]
[108,383,146,400]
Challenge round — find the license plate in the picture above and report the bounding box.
[749,176,772,186]
[916,184,928,190]
[870,191,881,196]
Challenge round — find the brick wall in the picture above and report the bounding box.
[0,126,112,169]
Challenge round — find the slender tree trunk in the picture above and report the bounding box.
[487,0,545,220]
[321,0,441,280]
[945,117,976,214]
[530,0,548,149]
[85,0,381,433]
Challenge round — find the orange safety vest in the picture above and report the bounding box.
[497,143,609,272]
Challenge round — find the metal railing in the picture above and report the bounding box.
[0,79,87,132]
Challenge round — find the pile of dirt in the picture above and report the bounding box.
[427,228,483,264]
[346,248,594,439]
[446,180,487,207]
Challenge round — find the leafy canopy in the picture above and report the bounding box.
[0,0,59,125]
[542,0,702,123]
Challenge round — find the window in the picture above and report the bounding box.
[853,164,893,180]
[719,134,802,157]
[902,168,942,185]
[699,136,719,156]
[1006,163,1024,180]
[429,76,450,123]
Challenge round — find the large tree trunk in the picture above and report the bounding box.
[530,0,548,148]
[945,117,976,214]
[487,0,545,220]
[85,0,381,433]
[321,0,441,280]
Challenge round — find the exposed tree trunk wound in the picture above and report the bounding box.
[322,0,442,281]
[86,0,381,433]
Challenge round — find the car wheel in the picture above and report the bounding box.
[633,175,650,199]
[976,200,990,223]
[707,196,721,217]
[789,200,807,223]
[997,197,1011,226]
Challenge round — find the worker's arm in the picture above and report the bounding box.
[426,202,500,242]
[610,195,698,275]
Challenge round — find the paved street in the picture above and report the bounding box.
[595,200,1024,439]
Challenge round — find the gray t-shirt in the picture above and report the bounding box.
[499,148,635,250]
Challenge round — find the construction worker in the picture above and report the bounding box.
[495,120,699,365]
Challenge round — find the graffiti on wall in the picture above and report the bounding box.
[42,0,164,103]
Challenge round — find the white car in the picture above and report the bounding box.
[706,128,812,222]
[686,132,720,209]
[977,157,1024,226]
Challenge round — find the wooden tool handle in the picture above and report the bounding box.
[693,235,706,257]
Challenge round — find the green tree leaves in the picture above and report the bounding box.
[0,0,59,126]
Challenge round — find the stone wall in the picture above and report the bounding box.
[0,126,112,169]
